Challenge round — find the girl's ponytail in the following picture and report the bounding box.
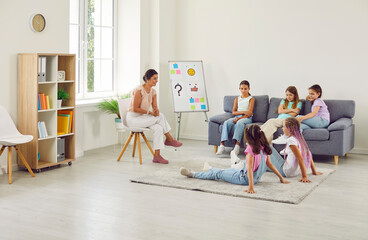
[260,131,272,155]
[244,125,271,155]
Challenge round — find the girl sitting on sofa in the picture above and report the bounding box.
[296,84,330,131]
[180,124,290,194]
[261,86,302,144]
[216,80,254,157]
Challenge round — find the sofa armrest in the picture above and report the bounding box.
[209,113,233,124]
[328,118,353,131]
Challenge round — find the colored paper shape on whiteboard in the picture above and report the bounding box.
[195,98,200,103]
[173,63,178,69]
[190,84,198,92]
[176,70,181,74]
[200,97,204,103]
[189,98,194,103]
[188,68,195,76]
[170,70,175,74]
[191,105,195,110]
[201,105,206,110]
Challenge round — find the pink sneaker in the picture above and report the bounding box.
[153,155,169,164]
[164,139,183,148]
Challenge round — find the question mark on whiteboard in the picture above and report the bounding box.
[175,83,182,96]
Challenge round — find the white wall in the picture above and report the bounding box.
[0,0,69,171]
[171,0,368,152]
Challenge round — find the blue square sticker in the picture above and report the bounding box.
[201,105,206,110]
[173,64,178,69]
[189,98,194,103]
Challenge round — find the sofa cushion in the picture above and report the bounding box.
[252,95,269,123]
[209,112,233,124]
[267,98,305,120]
[303,129,330,141]
[328,118,353,131]
[223,95,269,122]
[303,100,355,123]
[224,96,237,113]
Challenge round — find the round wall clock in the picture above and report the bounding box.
[30,14,46,32]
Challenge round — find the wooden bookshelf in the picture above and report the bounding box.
[17,53,76,172]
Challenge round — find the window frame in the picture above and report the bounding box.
[70,0,117,100]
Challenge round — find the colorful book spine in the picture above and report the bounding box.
[46,95,50,109]
[38,121,43,138]
[40,93,45,110]
[38,94,41,110]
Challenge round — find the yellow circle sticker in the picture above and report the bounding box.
[187,68,195,76]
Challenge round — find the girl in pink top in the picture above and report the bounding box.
[126,69,182,164]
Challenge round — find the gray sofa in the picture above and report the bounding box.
[208,95,355,165]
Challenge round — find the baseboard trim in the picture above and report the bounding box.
[178,134,207,141]
[350,148,368,155]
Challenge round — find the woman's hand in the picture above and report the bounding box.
[299,177,311,183]
[153,108,160,116]
[280,178,290,184]
[244,187,256,194]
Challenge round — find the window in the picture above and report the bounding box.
[70,0,116,99]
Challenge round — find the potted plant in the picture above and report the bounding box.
[57,88,70,108]
[97,93,130,130]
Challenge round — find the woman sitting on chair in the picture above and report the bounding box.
[126,69,182,164]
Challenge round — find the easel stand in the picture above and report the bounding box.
[176,112,209,140]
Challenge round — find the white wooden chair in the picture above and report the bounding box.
[116,98,154,164]
[0,105,35,184]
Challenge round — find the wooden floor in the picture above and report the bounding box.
[0,139,367,240]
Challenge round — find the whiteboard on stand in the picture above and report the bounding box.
[168,61,209,113]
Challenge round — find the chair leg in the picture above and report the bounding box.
[8,147,12,184]
[117,132,134,161]
[132,133,138,157]
[14,146,35,177]
[0,145,6,158]
[334,155,339,165]
[141,133,154,156]
[137,133,142,165]
[214,146,218,154]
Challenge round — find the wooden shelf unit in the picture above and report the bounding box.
[17,53,76,170]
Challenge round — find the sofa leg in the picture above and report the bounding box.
[214,146,218,154]
[334,155,339,165]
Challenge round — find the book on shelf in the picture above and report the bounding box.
[46,95,50,109]
[58,110,73,133]
[38,94,41,110]
[38,121,48,138]
[38,93,52,110]
[57,115,69,135]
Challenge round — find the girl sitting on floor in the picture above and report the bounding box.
[180,125,290,194]
[267,117,323,182]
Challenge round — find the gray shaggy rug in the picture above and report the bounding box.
[130,158,335,204]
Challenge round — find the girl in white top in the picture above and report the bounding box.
[267,117,323,182]
[216,80,255,157]
[126,69,182,164]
